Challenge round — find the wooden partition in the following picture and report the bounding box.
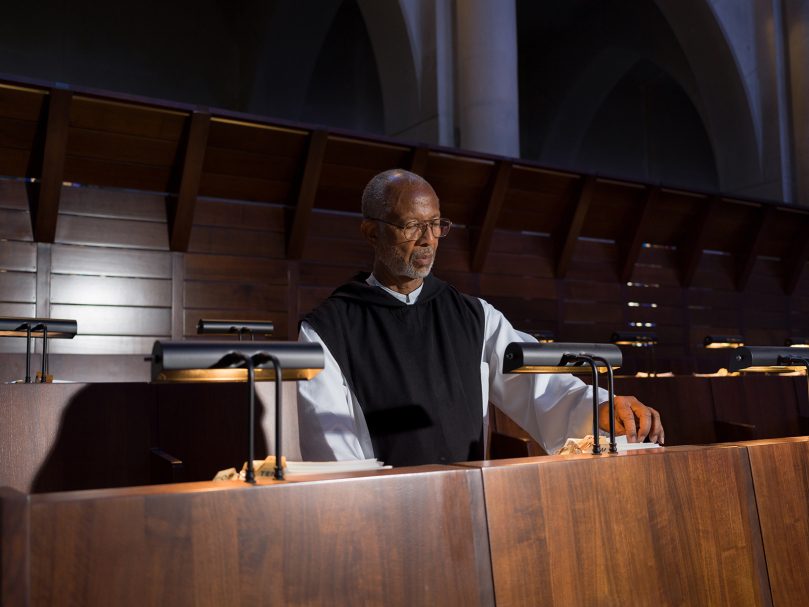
[6,441,809,606]
[0,382,299,494]
[11,467,494,607]
[3,76,809,381]
[742,437,809,605]
[465,446,772,606]
[491,375,809,452]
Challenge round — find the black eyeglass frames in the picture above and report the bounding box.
[365,217,452,241]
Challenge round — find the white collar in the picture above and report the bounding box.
[366,274,423,305]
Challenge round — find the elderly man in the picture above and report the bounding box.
[298,169,664,466]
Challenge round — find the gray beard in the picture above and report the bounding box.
[378,245,435,279]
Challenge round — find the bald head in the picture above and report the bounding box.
[361,169,436,219]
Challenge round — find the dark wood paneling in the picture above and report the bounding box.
[50,274,171,306]
[202,146,300,184]
[55,214,169,250]
[302,235,374,267]
[51,244,171,278]
[198,171,293,203]
[29,468,494,607]
[710,376,806,439]
[185,254,288,283]
[59,186,167,221]
[614,377,718,445]
[66,127,180,167]
[0,179,29,210]
[0,83,47,121]
[0,116,38,149]
[187,225,285,257]
[478,274,557,301]
[0,487,29,607]
[0,271,36,303]
[745,438,809,606]
[205,117,308,156]
[298,262,365,288]
[63,155,174,193]
[69,96,187,140]
[0,209,33,241]
[47,335,162,355]
[0,302,36,317]
[472,447,770,606]
[193,198,286,231]
[0,240,36,271]
[184,281,287,311]
[0,76,807,371]
[50,304,171,336]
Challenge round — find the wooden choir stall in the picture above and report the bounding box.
[1,382,809,606]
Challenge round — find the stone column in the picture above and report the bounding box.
[785,0,809,205]
[455,0,520,157]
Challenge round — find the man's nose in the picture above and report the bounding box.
[416,225,437,244]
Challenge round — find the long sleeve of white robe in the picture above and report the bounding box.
[296,297,608,462]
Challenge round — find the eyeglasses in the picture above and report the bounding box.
[366,217,452,241]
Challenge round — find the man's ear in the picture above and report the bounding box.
[360,219,378,245]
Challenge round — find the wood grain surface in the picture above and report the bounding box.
[470,447,772,606]
[744,438,809,606]
[28,468,494,607]
[0,487,29,607]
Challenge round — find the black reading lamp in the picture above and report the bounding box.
[728,346,809,375]
[503,342,622,454]
[785,337,809,348]
[150,340,324,482]
[528,330,555,343]
[703,335,744,349]
[197,319,274,341]
[0,317,78,383]
[610,332,657,347]
[611,332,657,376]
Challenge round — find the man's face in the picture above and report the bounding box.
[373,183,441,280]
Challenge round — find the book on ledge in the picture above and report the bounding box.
[214,457,390,481]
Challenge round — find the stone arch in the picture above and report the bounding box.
[245,0,419,137]
[519,0,760,194]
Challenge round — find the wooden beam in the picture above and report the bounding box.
[32,87,72,243]
[287,130,328,260]
[555,175,595,279]
[171,252,185,339]
[471,161,511,272]
[679,196,716,288]
[409,146,429,176]
[619,187,658,283]
[735,205,772,292]
[784,215,809,294]
[169,111,210,252]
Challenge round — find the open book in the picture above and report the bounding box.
[214,456,390,481]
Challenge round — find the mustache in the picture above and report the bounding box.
[412,247,435,259]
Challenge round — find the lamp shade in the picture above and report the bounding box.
[196,319,274,336]
[728,346,809,372]
[503,342,622,374]
[610,332,657,347]
[0,317,77,338]
[528,329,555,343]
[150,340,324,382]
[704,335,744,349]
